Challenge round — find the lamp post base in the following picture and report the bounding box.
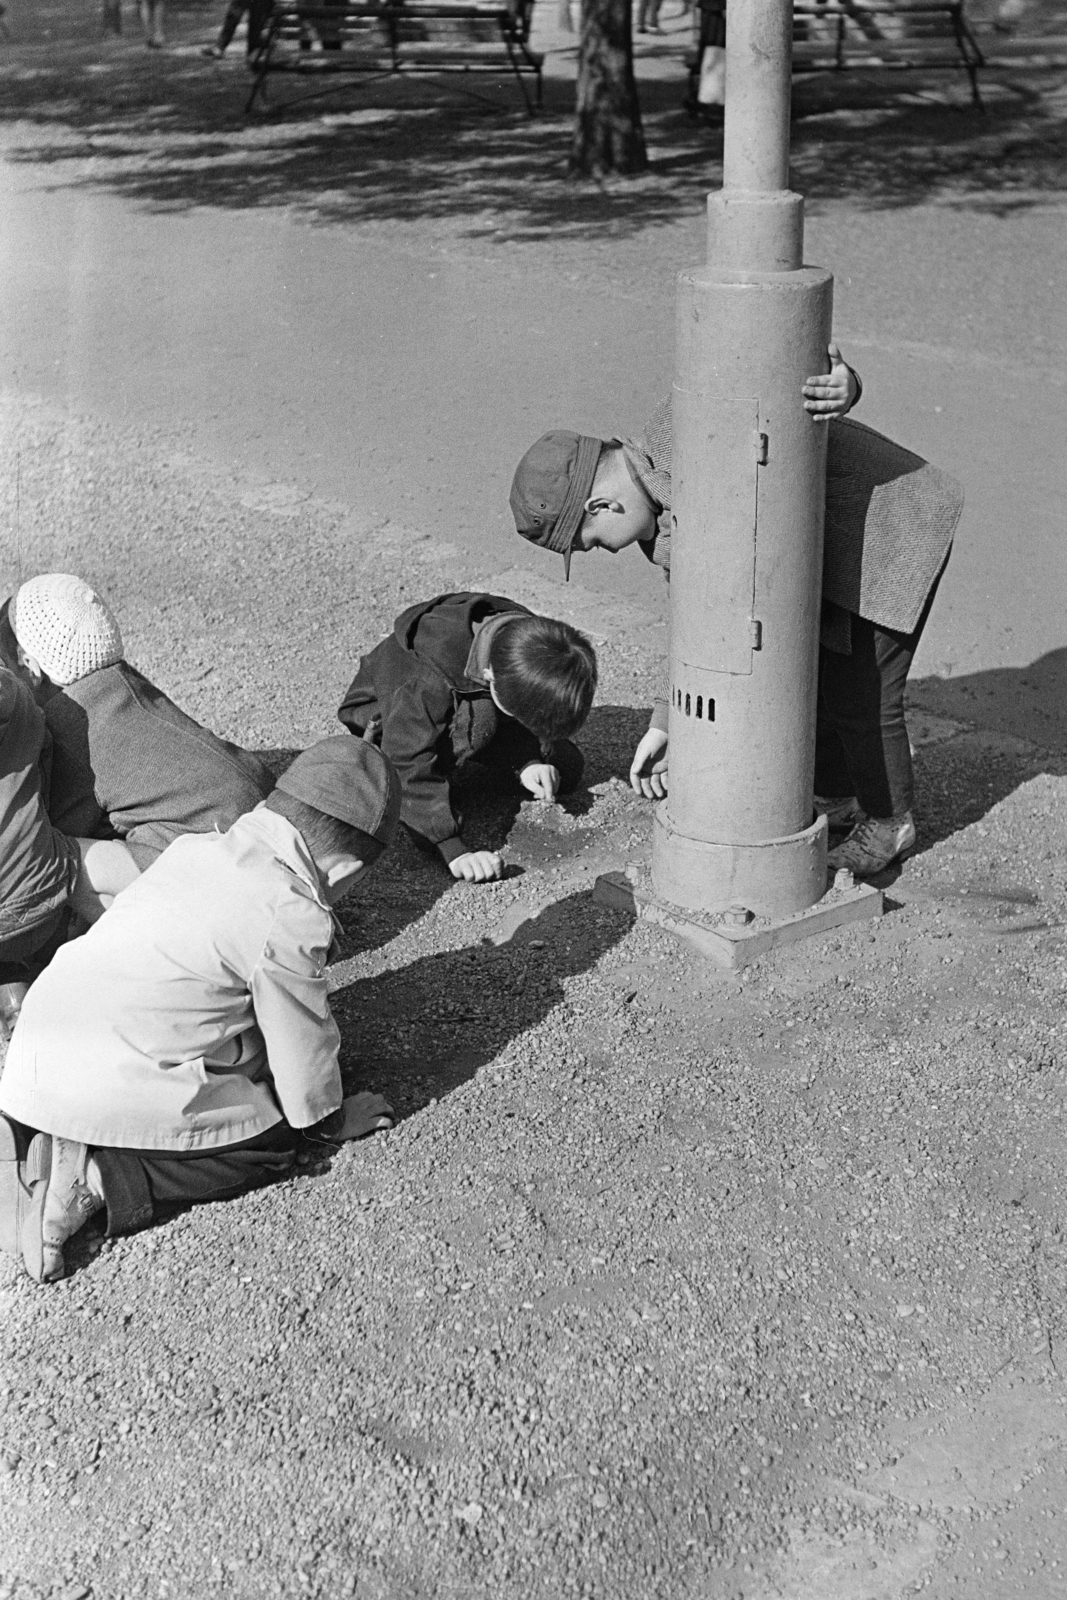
[593,865,882,971]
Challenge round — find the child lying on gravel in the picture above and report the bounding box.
[3,573,273,921]
[338,592,597,883]
[509,346,963,879]
[0,737,400,1284]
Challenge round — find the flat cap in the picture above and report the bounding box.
[275,737,401,845]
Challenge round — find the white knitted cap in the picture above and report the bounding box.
[10,574,124,686]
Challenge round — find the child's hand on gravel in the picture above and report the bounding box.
[520,763,561,802]
[449,850,505,883]
[308,1093,394,1143]
[802,342,859,421]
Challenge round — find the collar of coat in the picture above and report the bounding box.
[392,593,533,695]
[238,804,332,914]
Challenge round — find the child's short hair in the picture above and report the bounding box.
[488,616,597,743]
[264,790,384,869]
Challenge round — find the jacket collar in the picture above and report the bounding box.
[234,804,331,913]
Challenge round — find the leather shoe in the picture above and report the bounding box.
[22,1135,104,1284]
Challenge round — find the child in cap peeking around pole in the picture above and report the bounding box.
[509,346,963,879]
[338,593,597,883]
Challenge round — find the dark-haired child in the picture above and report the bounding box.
[338,593,597,883]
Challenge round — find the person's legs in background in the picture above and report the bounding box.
[139,0,165,47]
[203,0,249,56]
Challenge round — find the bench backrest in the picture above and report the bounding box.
[268,0,534,43]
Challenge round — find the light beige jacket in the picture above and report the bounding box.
[0,806,343,1151]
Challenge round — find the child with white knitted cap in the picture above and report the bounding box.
[4,573,273,922]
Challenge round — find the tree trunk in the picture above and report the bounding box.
[570,0,648,177]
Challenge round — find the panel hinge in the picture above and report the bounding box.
[754,431,769,466]
[750,619,763,650]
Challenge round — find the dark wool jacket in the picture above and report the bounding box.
[0,667,76,941]
[44,662,274,870]
[338,593,548,864]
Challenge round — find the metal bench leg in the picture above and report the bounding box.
[244,22,277,114]
[505,34,537,116]
[952,8,985,111]
[245,66,270,113]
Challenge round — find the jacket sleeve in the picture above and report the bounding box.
[249,898,343,1129]
[845,364,863,411]
[379,677,469,863]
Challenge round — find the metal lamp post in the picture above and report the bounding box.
[596,0,882,963]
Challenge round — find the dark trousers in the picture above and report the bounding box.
[92,1121,299,1236]
[219,0,270,52]
[814,578,942,820]
[0,906,69,988]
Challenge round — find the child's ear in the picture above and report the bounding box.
[325,858,365,891]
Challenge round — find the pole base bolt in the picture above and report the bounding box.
[833,868,856,891]
[724,904,754,928]
[624,862,644,886]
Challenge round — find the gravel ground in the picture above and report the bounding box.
[2,5,1067,1597]
[2,396,1067,1600]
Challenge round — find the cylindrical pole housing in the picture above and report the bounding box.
[721,0,793,193]
[651,0,834,920]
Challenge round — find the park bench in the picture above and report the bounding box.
[688,0,985,114]
[245,0,544,115]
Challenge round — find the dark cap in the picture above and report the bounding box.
[275,737,401,845]
[510,431,604,580]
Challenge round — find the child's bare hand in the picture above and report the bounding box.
[802,342,858,422]
[630,727,669,799]
[449,850,505,883]
[305,1093,394,1144]
[520,762,561,802]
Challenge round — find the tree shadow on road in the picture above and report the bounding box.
[0,2,1063,251]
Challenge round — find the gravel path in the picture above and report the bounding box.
[2,5,1067,1596]
[2,395,1067,1600]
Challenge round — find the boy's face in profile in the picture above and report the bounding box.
[573,497,657,556]
[571,452,659,557]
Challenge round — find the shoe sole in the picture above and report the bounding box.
[0,1112,30,1258]
[20,1133,54,1283]
[829,843,915,878]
